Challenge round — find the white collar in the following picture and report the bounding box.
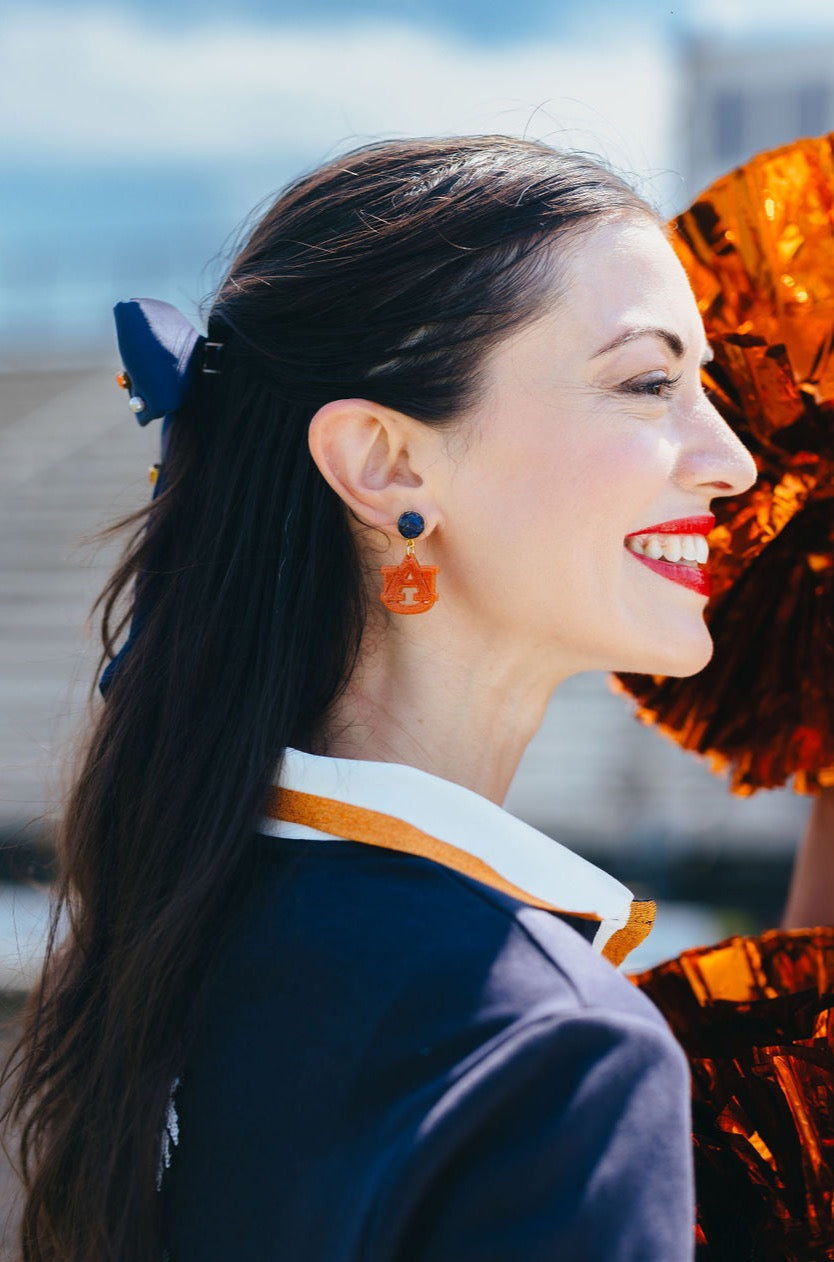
[258,747,649,961]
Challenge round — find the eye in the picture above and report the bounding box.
[620,371,682,399]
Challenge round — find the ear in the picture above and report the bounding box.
[308,398,439,538]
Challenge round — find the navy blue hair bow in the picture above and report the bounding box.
[99,298,223,696]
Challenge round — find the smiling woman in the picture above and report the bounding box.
[3,137,755,1262]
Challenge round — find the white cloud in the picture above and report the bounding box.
[1,6,677,193]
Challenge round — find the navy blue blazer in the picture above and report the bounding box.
[160,833,695,1260]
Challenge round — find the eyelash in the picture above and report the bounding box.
[621,372,682,399]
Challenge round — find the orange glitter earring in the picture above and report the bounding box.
[380,512,439,615]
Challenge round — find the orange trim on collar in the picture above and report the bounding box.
[263,786,656,966]
[603,901,657,968]
[265,786,594,917]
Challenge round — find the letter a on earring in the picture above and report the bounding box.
[380,512,439,615]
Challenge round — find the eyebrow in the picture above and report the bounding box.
[592,326,714,367]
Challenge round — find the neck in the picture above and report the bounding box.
[318,613,571,804]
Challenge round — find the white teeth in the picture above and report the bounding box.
[626,533,710,566]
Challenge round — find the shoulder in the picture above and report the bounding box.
[219,835,676,1053]
[164,838,693,1261]
[357,988,694,1262]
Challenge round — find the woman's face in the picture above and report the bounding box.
[434,215,757,680]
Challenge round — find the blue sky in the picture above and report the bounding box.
[27,0,834,43]
[99,0,573,43]
[2,3,674,170]
[21,0,661,46]
[3,0,834,353]
[5,0,833,175]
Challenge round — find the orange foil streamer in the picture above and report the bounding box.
[616,133,834,794]
[634,928,834,1261]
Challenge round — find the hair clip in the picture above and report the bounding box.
[102,299,220,697]
[201,341,224,374]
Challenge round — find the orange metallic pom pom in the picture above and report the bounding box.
[616,132,834,794]
[634,928,834,1261]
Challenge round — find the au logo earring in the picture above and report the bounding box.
[380,512,439,615]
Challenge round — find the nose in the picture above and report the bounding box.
[677,392,758,498]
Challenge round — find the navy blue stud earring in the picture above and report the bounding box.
[380,512,439,615]
[397,511,425,540]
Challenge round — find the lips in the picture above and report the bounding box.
[625,515,715,538]
[624,514,715,598]
[630,554,712,596]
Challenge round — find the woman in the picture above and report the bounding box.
[5,137,756,1261]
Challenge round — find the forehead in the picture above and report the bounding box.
[553,216,705,354]
[474,216,708,398]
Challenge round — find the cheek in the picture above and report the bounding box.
[445,405,672,590]
[495,428,659,545]
[445,442,621,625]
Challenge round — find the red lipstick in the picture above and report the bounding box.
[629,555,712,596]
[624,514,715,598]
[625,515,715,537]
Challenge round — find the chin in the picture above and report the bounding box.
[641,628,714,679]
[610,615,714,678]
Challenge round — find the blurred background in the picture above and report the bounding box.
[3,0,834,998]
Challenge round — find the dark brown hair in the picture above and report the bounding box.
[3,136,654,1261]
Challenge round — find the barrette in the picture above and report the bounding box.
[99,299,223,695]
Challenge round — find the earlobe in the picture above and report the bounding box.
[307,398,431,534]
